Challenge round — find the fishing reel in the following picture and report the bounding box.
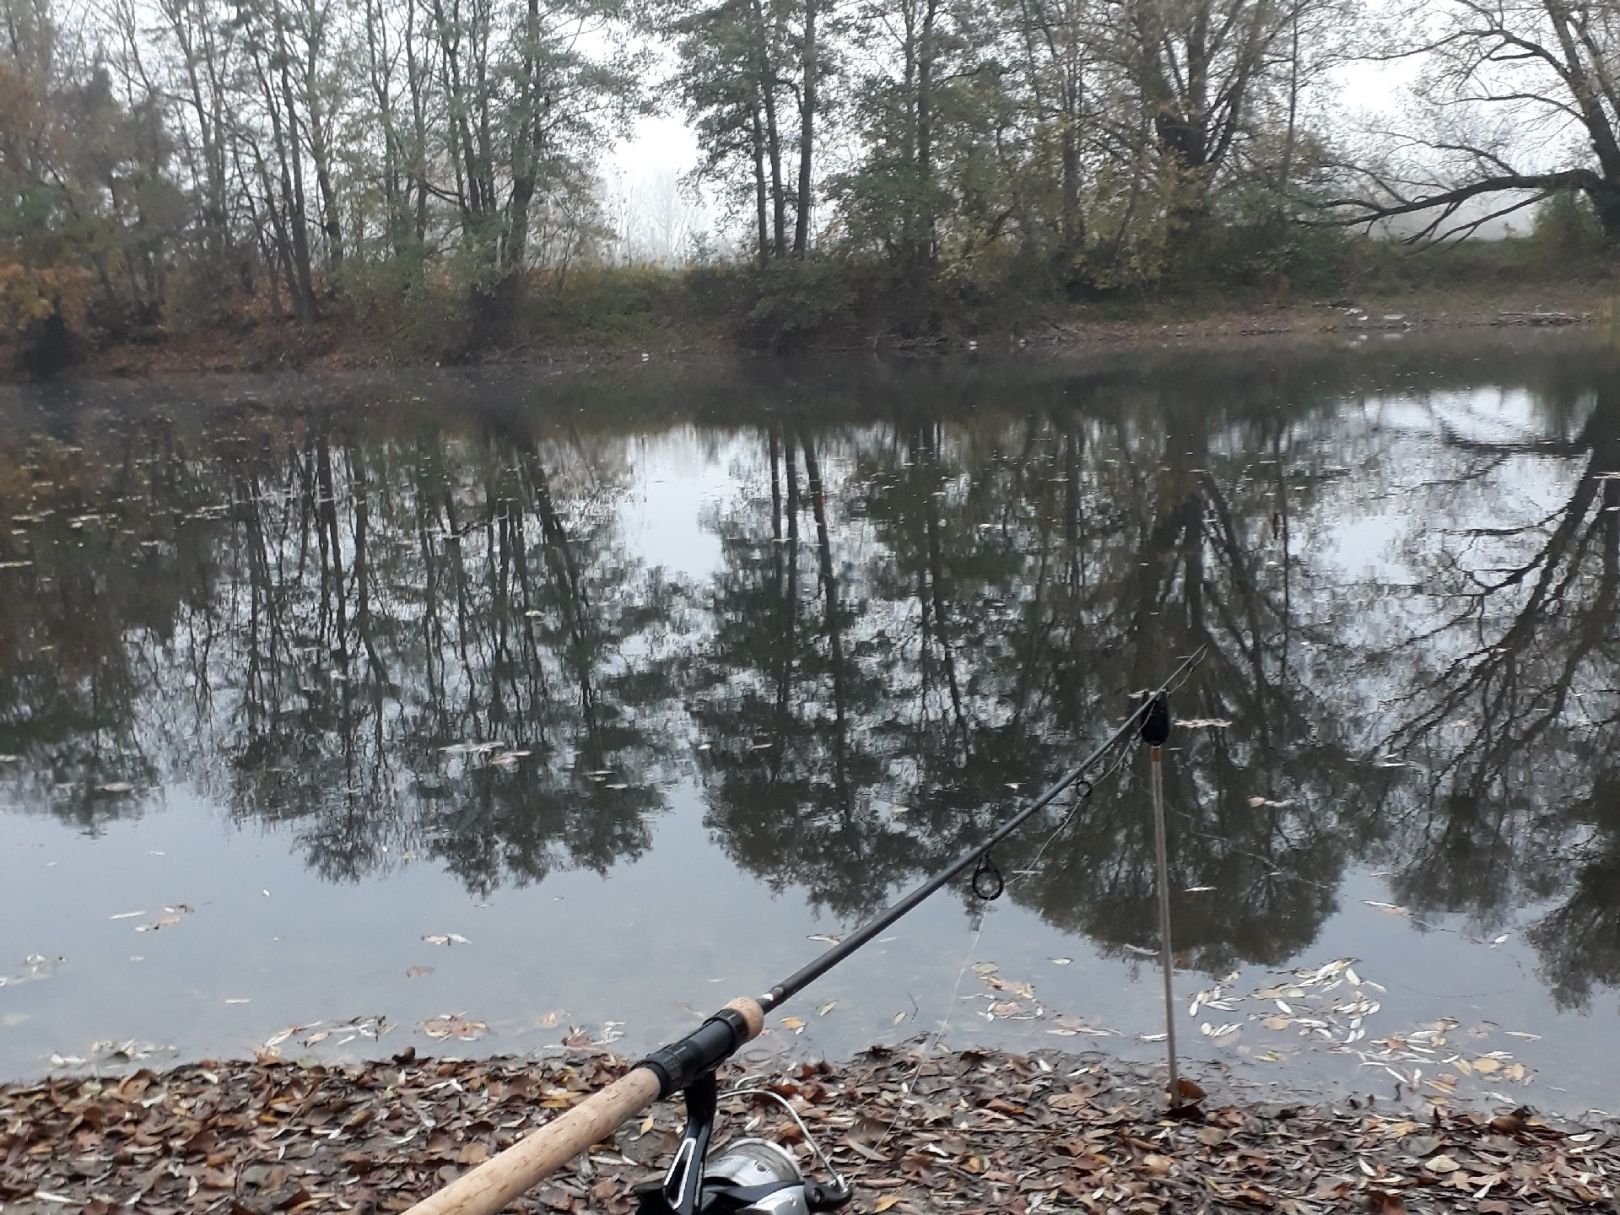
[634,1072,853,1215]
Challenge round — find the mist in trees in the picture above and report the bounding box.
[4,0,1609,363]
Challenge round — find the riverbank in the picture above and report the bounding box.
[1,1046,1612,1213]
[21,280,1614,385]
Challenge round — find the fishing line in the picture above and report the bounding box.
[720,1085,849,1190]
[404,648,1208,1215]
[844,914,989,1178]
[846,728,1149,1175]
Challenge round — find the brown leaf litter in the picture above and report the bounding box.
[1,1045,1613,1213]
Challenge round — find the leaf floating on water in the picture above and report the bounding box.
[892,1010,908,1025]
[262,1025,308,1052]
[985,975,1035,999]
[806,934,841,946]
[424,1014,489,1042]
[817,1001,838,1017]
[108,911,145,921]
[779,1016,806,1032]
[1490,933,1510,947]
[440,741,503,756]
[971,961,999,976]
[1049,957,1072,965]
[224,997,250,1005]
[1362,901,1407,916]
[422,932,471,946]
[134,906,192,933]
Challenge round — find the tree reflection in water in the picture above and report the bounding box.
[0,337,1616,1005]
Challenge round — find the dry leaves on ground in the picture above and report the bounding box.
[0,1046,1613,1214]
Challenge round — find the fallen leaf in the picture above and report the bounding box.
[423,1014,488,1041]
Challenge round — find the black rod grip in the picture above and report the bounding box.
[635,1008,750,1099]
[1140,691,1170,746]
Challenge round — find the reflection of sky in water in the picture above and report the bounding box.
[2,342,1619,1117]
[618,428,734,581]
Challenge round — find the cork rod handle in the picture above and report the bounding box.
[402,998,766,1215]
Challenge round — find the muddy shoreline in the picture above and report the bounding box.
[22,283,1613,386]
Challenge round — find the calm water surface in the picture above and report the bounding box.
[2,334,1618,1115]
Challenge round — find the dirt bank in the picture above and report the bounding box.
[1,1046,1612,1213]
[19,283,1614,386]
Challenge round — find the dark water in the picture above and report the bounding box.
[2,334,1618,1115]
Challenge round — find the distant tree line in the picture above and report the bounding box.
[0,0,1613,363]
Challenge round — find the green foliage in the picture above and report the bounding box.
[339,254,471,361]
[741,258,862,351]
[1196,187,1356,294]
[1343,231,1615,297]
[524,265,688,344]
[1530,192,1607,261]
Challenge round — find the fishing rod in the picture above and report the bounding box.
[404,645,1207,1215]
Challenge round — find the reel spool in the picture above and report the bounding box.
[633,1074,852,1215]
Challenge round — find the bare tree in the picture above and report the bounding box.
[1324,0,1620,241]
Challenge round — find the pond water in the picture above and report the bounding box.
[2,332,1618,1116]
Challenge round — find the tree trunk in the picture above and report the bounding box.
[302,0,344,273]
[268,1,318,315]
[914,0,938,277]
[751,97,770,268]
[750,0,787,257]
[793,0,815,255]
[1060,118,1081,260]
